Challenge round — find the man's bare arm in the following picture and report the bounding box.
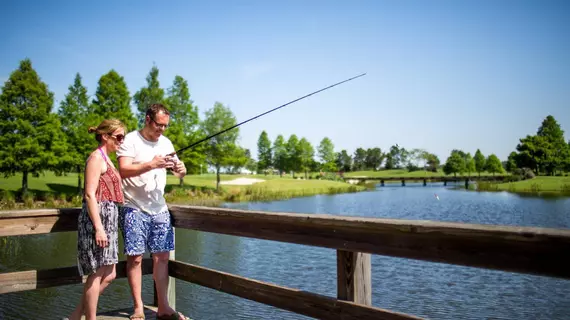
[118,155,172,179]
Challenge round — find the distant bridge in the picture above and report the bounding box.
[344,175,510,188]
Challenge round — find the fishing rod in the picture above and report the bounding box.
[169,72,366,158]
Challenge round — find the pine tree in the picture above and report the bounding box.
[0,59,70,193]
[92,70,137,131]
[257,131,272,174]
[164,75,204,183]
[58,73,97,194]
[134,65,165,127]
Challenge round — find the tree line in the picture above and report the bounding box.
[0,59,251,192]
[1,58,567,195]
[255,115,570,178]
[256,131,445,177]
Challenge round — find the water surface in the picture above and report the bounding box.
[1,183,569,319]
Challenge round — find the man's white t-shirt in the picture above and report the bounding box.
[116,131,178,214]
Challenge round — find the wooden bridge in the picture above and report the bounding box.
[344,175,510,188]
[1,205,569,319]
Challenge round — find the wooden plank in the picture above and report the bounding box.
[169,205,570,279]
[337,250,371,306]
[169,260,421,320]
[0,259,153,294]
[0,208,81,236]
[92,305,159,320]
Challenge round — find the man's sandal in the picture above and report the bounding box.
[157,311,191,320]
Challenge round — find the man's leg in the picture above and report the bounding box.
[127,254,145,317]
[149,210,182,318]
[152,251,173,314]
[120,207,149,318]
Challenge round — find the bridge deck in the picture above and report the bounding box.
[77,305,193,320]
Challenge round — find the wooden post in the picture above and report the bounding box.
[401,179,405,186]
[337,250,372,306]
[444,180,447,186]
[423,179,427,186]
[380,180,385,187]
[465,178,469,189]
[153,228,176,309]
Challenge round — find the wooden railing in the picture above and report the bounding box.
[1,206,570,320]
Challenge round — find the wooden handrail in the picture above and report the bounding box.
[168,259,420,320]
[169,205,570,280]
[2,206,570,279]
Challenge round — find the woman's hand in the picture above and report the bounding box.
[95,228,108,248]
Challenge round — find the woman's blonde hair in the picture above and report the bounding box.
[88,119,126,143]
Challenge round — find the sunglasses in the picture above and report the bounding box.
[108,133,125,143]
[150,116,169,129]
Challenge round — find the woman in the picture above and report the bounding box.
[68,119,126,320]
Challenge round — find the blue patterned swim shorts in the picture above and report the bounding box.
[119,206,174,256]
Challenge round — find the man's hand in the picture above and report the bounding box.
[150,155,175,170]
[171,159,187,177]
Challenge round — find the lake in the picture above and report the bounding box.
[1,182,569,319]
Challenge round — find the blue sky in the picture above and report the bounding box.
[1,0,569,163]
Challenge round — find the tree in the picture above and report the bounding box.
[443,150,466,177]
[257,131,272,174]
[335,150,352,172]
[318,137,336,172]
[0,59,70,193]
[243,149,257,173]
[352,148,367,171]
[536,115,567,175]
[200,102,240,190]
[364,148,383,171]
[272,135,287,175]
[464,153,476,176]
[505,151,518,173]
[298,138,315,179]
[164,75,203,184]
[286,134,301,176]
[516,134,552,175]
[486,154,504,176]
[134,65,166,127]
[425,153,440,172]
[385,145,401,169]
[57,73,97,194]
[474,149,486,176]
[92,70,137,131]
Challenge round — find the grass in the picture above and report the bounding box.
[0,172,369,209]
[475,176,570,196]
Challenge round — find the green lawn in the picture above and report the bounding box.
[0,172,365,207]
[493,176,570,193]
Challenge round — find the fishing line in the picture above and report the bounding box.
[168,73,367,158]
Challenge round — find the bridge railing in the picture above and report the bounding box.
[1,206,570,319]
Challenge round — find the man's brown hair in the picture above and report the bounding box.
[146,103,170,119]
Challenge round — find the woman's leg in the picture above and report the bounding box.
[68,264,117,320]
[84,264,116,320]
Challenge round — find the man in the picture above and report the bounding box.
[117,103,189,320]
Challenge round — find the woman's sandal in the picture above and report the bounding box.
[129,313,146,320]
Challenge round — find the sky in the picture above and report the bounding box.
[1,0,569,163]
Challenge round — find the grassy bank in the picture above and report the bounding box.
[475,176,570,196]
[0,172,370,209]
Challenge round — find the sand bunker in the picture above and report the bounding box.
[220,177,265,185]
